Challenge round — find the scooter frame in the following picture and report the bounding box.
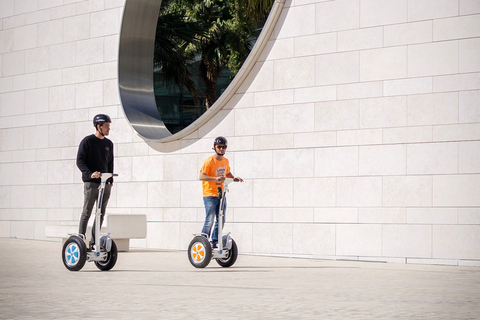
[62,173,118,271]
[188,178,239,268]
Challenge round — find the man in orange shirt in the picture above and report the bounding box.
[199,136,243,248]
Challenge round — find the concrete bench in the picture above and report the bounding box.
[45,214,147,252]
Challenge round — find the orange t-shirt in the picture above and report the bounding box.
[200,155,230,197]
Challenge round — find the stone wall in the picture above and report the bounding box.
[1,0,479,265]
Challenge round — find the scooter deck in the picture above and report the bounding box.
[87,251,109,261]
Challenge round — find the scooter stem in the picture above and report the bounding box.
[94,173,117,252]
[94,181,105,253]
[218,178,235,253]
[218,189,225,253]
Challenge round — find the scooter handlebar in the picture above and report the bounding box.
[100,173,118,182]
[224,178,240,186]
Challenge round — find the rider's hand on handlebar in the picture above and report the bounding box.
[91,171,101,179]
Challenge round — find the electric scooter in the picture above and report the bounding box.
[188,178,240,268]
[62,173,118,271]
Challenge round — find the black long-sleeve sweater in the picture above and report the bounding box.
[76,134,114,183]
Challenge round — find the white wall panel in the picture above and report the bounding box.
[359,144,406,176]
[252,223,292,254]
[433,225,480,259]
[294,33,336,57]
[274,57,315,90]
[433,15,480,41]
[433,123,480,142]
[254,133,294,150]
[407,92,458,126]
[315,0,359,33]
[359,207,406,224]
[406,208,457,225]
[359,96,406,129]
[460,38,480,73]
[49,43,76,70]
[315,146,358,177]
[253,89,293,107]
[407,0,458,21]
[254,178,293,207]
[382,225,432,258]
[37,20,61,47]
[273,207,314,223]
[408,41,459,77]
[360,46,407,82]
[337,81,383,100]
[294,86,336,104]
[360,0,407,28]
[460,0,480,15]
[433,175,480,206]
[384,21,432,47]
[407,142,458,174]
[314,207,358,223]
[459,90,480,123]
[293,177,336,207]
[275,4,315,39]
[273,103,314,134]
[383,175,432,207]
[273,149,314,178]
[293,223,335,255]
[337,128,382,146]
[235,150,272,179]
[337,177,382,207]
[383,126,432,144]
[458,208,480,224]
[315,100,359,131]
[261,38,294,61]
[336,224,382,256]
[459,141,480,173]
[63,14,90,42]
[0,0,478,266]
[2,51,24,76]
[315,51,359,86]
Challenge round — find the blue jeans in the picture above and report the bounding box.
[201,196,226,244]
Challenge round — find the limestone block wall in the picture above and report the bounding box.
[1,0,479,266]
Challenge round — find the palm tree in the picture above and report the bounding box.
[154,2,204,100]
[155,0,275,110]
[182,1,252,108]
[242,0,275,24]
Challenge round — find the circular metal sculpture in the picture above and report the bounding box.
[118,0,285,142]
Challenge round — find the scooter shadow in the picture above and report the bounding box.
[89,265,358,273]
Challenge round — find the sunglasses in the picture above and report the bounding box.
[216,145,227,149]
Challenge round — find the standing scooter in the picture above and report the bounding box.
[62,173,118,271]
[188,178,240,268]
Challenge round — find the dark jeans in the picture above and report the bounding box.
[201,196,226,244]
[78,182,112,245]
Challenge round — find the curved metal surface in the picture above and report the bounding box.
[118,0,171,140]
[118,0,286,142]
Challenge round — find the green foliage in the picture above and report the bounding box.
[155,0,274,108]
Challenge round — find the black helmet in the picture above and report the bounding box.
[213,136,227,146]
[93,114,111,128]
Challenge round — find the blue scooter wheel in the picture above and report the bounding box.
[62,236,87,271]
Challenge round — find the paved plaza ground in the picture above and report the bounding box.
[0,238,479,319]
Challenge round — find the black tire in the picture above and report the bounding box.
[94,240,118,271]
[216,238,238,268]
[188,236,212,268]
[62,236,87,271]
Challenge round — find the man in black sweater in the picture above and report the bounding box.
[76,114,114,249]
